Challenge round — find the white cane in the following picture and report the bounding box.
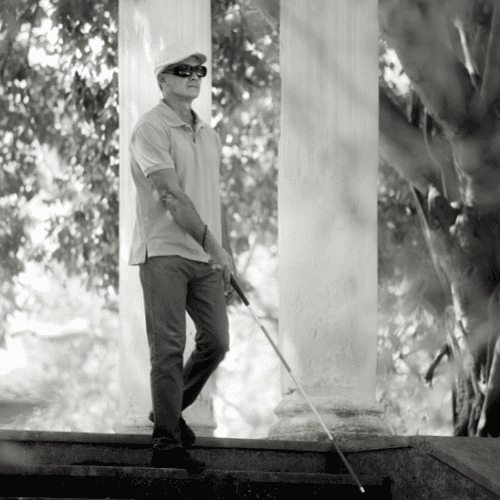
[230,275,365,494]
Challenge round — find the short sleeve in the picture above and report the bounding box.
[130,121,175,177]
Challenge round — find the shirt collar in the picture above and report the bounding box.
[159,99,208,131]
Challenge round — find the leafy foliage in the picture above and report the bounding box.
[212,0,279,261]
[378,162,453,434]
[0,0,119,345]
[377,43,455,434]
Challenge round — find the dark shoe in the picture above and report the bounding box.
[151,447,205,472]
[148,412,196,447]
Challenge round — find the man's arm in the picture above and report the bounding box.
[148,168,233,282]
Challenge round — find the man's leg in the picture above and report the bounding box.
[139,256,188,449]
[183,263,230,410]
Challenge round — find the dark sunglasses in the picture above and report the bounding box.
[162,64,207,78]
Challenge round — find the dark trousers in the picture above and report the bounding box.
[139,255,229,449]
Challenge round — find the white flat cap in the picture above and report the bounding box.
[154,44,207,77]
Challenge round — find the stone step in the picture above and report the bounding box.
[0,431,393,498]
[0,431,355,474]
[4,431,500,499]
[0,464,391,499]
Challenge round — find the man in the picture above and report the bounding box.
[128,44,234,471]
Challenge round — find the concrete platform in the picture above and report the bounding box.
[0,430,499,499]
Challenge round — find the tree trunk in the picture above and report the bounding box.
[379,0,500,437]
[425,202,500,436]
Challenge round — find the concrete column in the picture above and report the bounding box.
[269,0,386,440]
[117,0,215,435]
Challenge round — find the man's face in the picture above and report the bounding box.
[160,56,203,101]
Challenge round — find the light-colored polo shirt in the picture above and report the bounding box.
[128,100,222,265]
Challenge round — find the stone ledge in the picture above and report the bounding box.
[0,464,386,486]
[0,429,410,453]
[0,463,190,480]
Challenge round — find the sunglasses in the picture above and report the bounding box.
[162,64,207,78]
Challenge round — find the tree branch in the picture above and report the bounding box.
[453,15,480,87]
[379,0,475,137]
[379,88,449,195]
[480,0,500,109]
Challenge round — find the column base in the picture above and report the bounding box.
[267,395,389,441]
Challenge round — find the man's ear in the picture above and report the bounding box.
[157,74,165,91]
